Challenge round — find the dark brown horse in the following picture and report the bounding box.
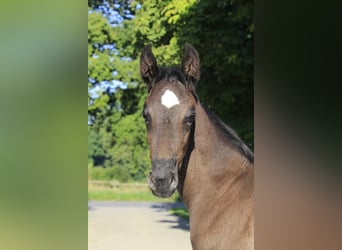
[140,43,254,250]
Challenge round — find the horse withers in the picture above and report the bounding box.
[140,43,254,250]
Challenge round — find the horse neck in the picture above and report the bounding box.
[193,103,252,170]
[179,102,253,209]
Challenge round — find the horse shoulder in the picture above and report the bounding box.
[189,168,254,250]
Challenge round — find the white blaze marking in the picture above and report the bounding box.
[161,89,180,108]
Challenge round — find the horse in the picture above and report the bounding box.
[140,43,254,250]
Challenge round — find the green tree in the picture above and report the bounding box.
[175,0,254,147]
[114,0,253,146]
[88,3,150,182]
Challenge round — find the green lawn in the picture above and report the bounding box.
[88,189,179,202]
[88,181,180,202]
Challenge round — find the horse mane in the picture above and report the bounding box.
[202,106,254,164]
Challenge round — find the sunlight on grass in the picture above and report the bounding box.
[88,181,180,202]
[88,189,179,202]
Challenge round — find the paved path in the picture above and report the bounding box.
[88,201,192,250]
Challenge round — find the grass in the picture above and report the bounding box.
[88,181,180,202]
[169,208,189,221]
[88,189,179,202]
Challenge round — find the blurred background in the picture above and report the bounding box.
[1,0,341,249]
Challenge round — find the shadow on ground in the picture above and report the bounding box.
[151,202,190,231]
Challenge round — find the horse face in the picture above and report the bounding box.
[143,83,196,198]
[140,43,200,198]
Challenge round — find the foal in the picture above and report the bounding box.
[140,43,254,250]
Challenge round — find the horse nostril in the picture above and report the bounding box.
[154,176,167,183]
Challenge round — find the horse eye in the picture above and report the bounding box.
[184,111,196,125]
[142,111,150,124]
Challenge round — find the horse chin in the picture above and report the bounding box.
[148,176,178,198]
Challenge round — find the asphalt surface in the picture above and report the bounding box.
[88,201,192,250]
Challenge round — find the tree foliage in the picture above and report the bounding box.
[88,0,254,182]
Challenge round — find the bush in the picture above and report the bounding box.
[88,164,132,182]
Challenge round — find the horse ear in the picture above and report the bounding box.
[140,44,159,91]
[181,43,200,84]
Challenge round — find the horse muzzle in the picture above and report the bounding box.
[148,158,178,198]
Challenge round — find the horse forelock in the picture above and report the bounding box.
[150,66,199,101]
